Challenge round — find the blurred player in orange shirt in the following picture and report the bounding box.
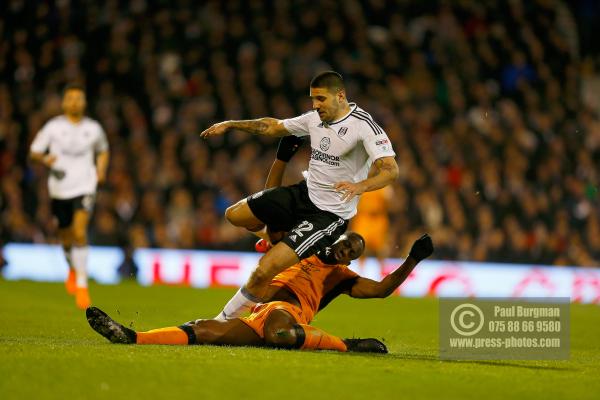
[350,185,393,269]
[86,233,433,353]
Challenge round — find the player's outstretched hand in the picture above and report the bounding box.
[200,121,230,138]
[409,234,434,262]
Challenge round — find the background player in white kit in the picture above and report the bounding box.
[29,84,110,309]
[200,71,399,320]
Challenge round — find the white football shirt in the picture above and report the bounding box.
[283,103,396,219]
[30,115,109,199]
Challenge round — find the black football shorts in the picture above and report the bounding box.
[246,180,348,258]
[51,194,95,228]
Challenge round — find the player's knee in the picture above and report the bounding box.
[264,326,297,348]
[224,204,241,226]
[72,229,87,246]
[58,229,73,245]
[225,202,263,231]
[224,202,252,227]
[263,316,297,349]
[61,238,73,249]
[190,321,219,344]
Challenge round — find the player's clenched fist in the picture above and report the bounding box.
[200,121,230,138]
[43,154,57,167]
[408,234,434,262]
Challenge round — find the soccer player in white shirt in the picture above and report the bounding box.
[201,71,399,320]
[29,84,110,309]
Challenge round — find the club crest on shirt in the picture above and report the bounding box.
[337,127,348,137]
[320,137,331,151]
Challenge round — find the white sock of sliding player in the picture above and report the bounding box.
[214,287,261,320]
[71,246,89,288]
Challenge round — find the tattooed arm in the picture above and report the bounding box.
[200,118,289,138]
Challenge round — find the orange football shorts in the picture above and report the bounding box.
[240,301,308,338]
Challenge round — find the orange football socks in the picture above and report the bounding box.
[65,269,76,295]
[136,327,189,345]
[296,324,347,352]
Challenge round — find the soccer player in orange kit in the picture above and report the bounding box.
[86,233,433,353]
[350,186,393,269]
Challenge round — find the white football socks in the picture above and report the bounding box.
[71,246,89,288]
[214,287,262,321]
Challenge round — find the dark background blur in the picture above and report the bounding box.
[0,0,599,266]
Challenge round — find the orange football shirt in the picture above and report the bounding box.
[269,255,359,323]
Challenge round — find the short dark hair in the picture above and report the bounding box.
[346,231,366,250]
[62,83,85,96]
[310,71,345,92]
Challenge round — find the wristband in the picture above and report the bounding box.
[276,136,305,162]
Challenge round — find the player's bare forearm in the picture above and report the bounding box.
[29,152,45,164]
[349,257,418,299]
[349,234,433,298]
[229,118,286,136]
[96,151,110,183]
[201,118,288,138]
[265,159,288,189]
[377,257,418,297]
[29,151,55,168]
[334,156,398,202]
[358,156,399,192]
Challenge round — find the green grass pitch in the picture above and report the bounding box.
[1,279,599,400]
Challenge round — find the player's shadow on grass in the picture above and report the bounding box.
[209,346,575,372]
[381,352,576,372]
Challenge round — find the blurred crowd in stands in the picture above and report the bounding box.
[1,0,599,266]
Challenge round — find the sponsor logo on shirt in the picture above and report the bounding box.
[61,146,90,156]
[337,127,348,137]
[311,148,340,166]
[300,262,320,274]
[320,137,331,151]
[375,139,389,146]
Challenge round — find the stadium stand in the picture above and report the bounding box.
[0,0,599,266]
